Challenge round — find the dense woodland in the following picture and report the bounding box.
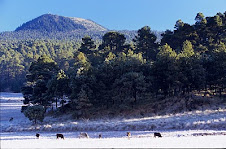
[1,12,226,120]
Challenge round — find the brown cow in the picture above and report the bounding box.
[154,132,162,138]
[56,133,64,139]
[127,132,131,139]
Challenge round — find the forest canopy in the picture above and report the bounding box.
[0,12,225,118]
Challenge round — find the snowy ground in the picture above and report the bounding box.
[1,92,226,148]
[1,133,226,148]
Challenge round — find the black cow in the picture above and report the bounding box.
[9,117,13,122]
[99,134,102,139]
[154,132,162,138]
[56,133,64,139]
[36,133,40,139]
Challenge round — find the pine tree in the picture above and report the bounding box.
[133,26,158,60]
[153,44,178,96]
[75,87,93,118]
[195,12,207,25]
[24,105,45,124]
[175,19,185,30]
[177,41,205,94]
[22,55,59,108]
[79,36,96,55]
[112,72,147,106]
[99,31,126,54]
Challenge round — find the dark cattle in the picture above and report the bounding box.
[9,117,13,122]
[127,132,131,139]
[99,134,102,139]
[56,133,64,139]
[79,132,89,138]
[154,132,162,138]
[36,133,40,139]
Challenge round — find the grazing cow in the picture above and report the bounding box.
[79,132,89,138]
[127,132,131,139]
[154,132,162,138]
[9,117,13,122]
[36,133,40,139]
[99,134,102,139]
[56,133,64,139]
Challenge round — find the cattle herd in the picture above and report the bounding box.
[35,132,162,139]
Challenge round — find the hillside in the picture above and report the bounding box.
[1,92,225,133]
[15,14,107,32]
[0,14,162,41]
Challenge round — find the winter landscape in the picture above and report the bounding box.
[1,92,226,148]
[1,1,226,148]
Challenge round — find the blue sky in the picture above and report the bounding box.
[0,0,225,32]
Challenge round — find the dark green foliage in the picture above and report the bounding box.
[22,55,59,108]
[177,41,205,93]
[0,40,79,92]
[99,31,126,54]
[73,88,93,118]
[28,55,59,82]
[112,72,147,105]
[1,12,226,118]
[24,105,45,124]
[133,26,158,60]
[46,69,70,109]
[161,12,226,52]
[153,44,178,96]
[204,42,226,96]
[79,36,96,55]
[21,105,28,113]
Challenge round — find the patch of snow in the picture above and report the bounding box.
[69,17,107,31]
[0,92,24,101]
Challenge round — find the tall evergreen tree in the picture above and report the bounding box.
[178,40,205,93]
[99,31,126,54]
[22,55,59,107]
[79,36,96,55]
[195,12,207,25]
[175,19,185,30]
[133,26,158,60]
[112,72,147,106]
[153,44,178,96]
[74,87,93,118]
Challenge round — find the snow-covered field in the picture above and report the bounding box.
[1,132,226,148]
[1,92,226,148]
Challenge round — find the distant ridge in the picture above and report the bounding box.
[15,14,108,32]
[0,14,163,42]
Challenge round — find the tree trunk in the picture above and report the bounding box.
[133,84,137,104]
[219,87,222,98]
[56,98,58,109]
[52,101,54,111]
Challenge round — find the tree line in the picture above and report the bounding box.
[1,12,225,122]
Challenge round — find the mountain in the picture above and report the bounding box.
[15,14,107,32]
[0,14,162,42]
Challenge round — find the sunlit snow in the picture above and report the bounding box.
[0,92,226,148]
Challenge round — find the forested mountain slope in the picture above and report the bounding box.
[0,12,225,120]
[0,14,162,41]
[15,14,107,32]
